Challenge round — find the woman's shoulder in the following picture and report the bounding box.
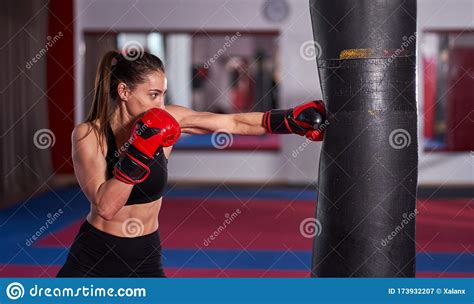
[72,120,98,141]
[71,120,108,154]
[165,104,196,124]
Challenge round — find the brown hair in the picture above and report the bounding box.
[83,50,165,153]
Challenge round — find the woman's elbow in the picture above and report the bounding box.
[98,210,115,221]
[95,199,117,221]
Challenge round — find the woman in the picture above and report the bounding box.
[57,50,326,277]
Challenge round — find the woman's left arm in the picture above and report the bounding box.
[166,105,266,135]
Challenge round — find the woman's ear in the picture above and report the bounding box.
[117,83,129,101]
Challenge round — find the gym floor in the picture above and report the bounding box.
[0,185,472,278]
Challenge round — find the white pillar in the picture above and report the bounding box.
[165,34,192,108]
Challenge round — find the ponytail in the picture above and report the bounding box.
[84,50,118,153]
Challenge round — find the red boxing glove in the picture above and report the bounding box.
[113,108,181,184]
[262,100,326,141]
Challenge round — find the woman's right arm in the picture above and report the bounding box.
[71,123,133,220]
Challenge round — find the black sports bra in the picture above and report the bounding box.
[105,122,168,205]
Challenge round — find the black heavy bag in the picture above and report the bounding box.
[309,0,418,277]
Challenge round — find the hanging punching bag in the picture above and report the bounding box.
[310,0,418,277]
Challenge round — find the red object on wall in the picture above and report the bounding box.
[445,48,474,151]
[423,57,437,139]
[47,0,75,173]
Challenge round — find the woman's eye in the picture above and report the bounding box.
[151,93,159,98]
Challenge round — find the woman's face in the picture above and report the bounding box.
[120,71,167,117]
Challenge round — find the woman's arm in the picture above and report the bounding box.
[72,123,133,220]
[166,105,267,135]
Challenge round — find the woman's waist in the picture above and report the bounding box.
[72,219,162,262]
[87,209,160,238]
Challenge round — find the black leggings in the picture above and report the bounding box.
[57,220,166,277]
